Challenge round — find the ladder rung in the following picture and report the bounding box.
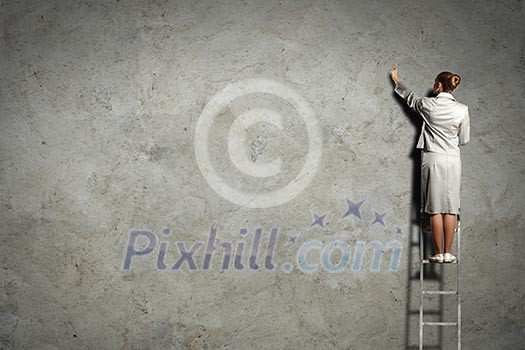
[422,290,458,295]
[423,321,458,327]
[410,310,440,314]
[422,259,458,264]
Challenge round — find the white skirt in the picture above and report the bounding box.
[421,150,461,214]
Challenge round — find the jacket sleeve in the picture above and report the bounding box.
[458,106,470,145]
[394,81,425,116]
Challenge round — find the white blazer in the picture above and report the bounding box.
[394,81,470,156]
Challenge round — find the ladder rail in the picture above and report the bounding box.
[419,207,424,350]
[457,210,461,350]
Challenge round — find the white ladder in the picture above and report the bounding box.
[419,207,461,349]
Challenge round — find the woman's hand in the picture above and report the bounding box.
[390,65,401,84]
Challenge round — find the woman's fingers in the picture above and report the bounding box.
[390,66,399,82]
[390,67,397,77]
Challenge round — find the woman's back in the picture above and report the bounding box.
[419,91,470,155]
[394,81,470,156]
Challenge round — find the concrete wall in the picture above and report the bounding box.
[1,0,523,349]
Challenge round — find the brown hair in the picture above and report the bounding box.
[435,71,461,92]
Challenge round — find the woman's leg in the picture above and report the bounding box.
[430,213,444,254]
[443,213,457,253]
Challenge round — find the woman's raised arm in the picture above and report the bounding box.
[390,66,425,115]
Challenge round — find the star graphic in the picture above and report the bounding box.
[395,226,403,235]
[341,198,366,221]
[309,212,327,228]
[287,233,300,245]
[369,209,387,227]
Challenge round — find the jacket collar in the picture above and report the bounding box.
[436,92,456,101]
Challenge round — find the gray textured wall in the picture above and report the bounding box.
[1,0,524,349]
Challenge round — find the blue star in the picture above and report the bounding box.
[287,233,300,245]
[341,198,366,221]
[369,209,387,227]
[309,213,327,228]
[395,226,403,235]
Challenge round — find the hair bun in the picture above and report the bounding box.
[451,75,461,88]
[436,71,461,92]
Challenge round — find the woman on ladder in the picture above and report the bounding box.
[390,66,470,263]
